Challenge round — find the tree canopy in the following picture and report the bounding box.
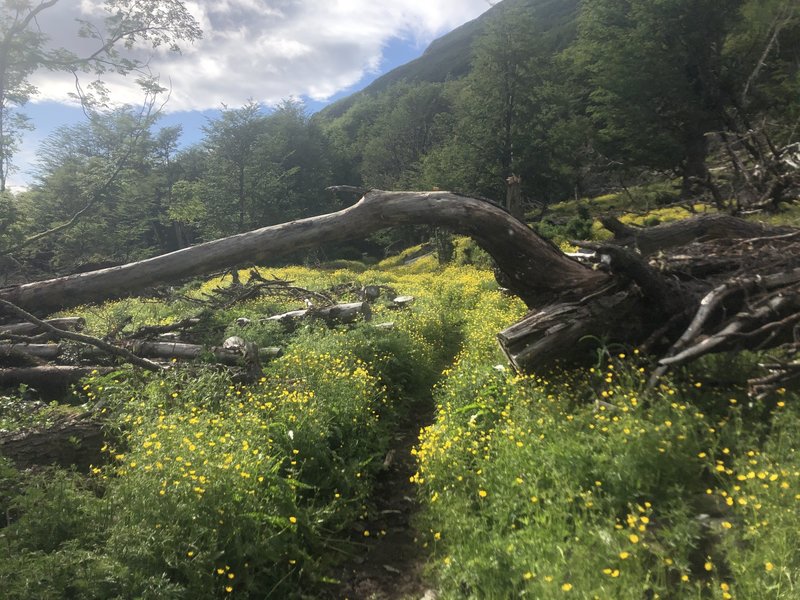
[1,0,798,277]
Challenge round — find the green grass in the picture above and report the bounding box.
[0,264,504,598]
[411,309,799,599]
[1,257,798,599]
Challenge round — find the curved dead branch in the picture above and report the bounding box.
[0,190,609,314]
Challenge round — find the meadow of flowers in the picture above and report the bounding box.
[412,283,800,599]
[0,257,798,598]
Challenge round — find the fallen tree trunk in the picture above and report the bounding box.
[0,413,106,470]
[0,190,796,376]
[0,190,608,314]
[0,317,85,336]
[599,214,791,256]
[266,302,372,327]
[122,340,283,365]
[0,343,62,360]
[0,366,114,388]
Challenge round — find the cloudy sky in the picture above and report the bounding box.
[9,0,493,189]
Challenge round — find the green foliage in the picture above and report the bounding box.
[0,264,501,598]
[3,263,800,598]
[534,205,595,244]
[0,0,200,193]
[413,313,800,598]
[175,100,335,241]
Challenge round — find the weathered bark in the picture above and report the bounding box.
[681,133,710,200]
[266,302,372,327]
[505,175,525,220]
[499,283,644,372]
[0,414,106,471]
[0,190,609,315]
[0,343,62,360]
[121,340,283,365]
[599,214,791,256]
[0,317,85,336]
[0,366,114,388]
[0,298,162,372]
[0,190,797,376]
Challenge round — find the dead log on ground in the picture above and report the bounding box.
[121,340,283,365]
[0,190,797,377]
[0,366,115,388]
[599,214,791,256]
[266,302,372,327]
[0,190,606,315]
[0,299,162,372]
[0,317,85,336]
[0,414,106,470]
[0,343,62,360]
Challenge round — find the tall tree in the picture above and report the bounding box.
[359,82,450,189]
[22,104,171,269]
[254,99,334,221]
[572,0,743,197]
[420,5,578,205]
[199,102,268,235]
[0,0,201,191]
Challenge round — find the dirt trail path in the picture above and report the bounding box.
[332,410,436,600]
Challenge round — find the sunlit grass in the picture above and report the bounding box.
[2,261,798,599]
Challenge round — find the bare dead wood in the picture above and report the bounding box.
[391,296,415,309]
[0,414,105,471]
[128,317,202,339]
[660,288,800,368]
[204,276,334,310]
[0,343,61,360]
[572,242,683,314]
[498,283,644,373]
[121,340,282,365]
[266,302,372,327]
[0,299,163,371]
[741,3,798,105]
[1,190,798,376]
[0,366,115,388]
[650,269,800,384]
[750,357,800,400]
[0,190,609,315]
[505,174,524,220]
[0,317,85,336]
[599,214,790,256]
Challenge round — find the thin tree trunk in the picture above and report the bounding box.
[681,132,709,199]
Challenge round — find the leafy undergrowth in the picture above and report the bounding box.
[0,263,500,598]
[413,298,800,599]
[0,260,798,599]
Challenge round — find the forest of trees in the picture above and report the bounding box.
[0,3,799,596]
[1,0,798,278]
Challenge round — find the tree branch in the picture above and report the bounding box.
[0,299,163,371]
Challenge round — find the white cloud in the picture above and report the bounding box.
[27,0,492,112]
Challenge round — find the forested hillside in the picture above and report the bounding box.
[1,0,800,598]
[2,0,797,277]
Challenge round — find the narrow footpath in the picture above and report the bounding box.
[332,407,436,600]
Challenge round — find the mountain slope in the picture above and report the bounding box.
[318,0,580,120]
